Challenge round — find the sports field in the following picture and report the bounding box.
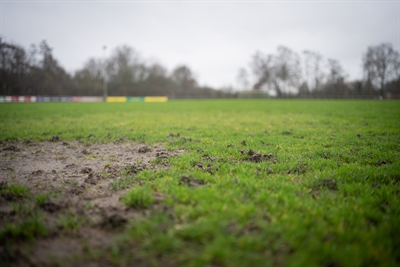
[0,100,399,266]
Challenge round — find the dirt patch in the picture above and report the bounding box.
[0,140,183,266]
[0,140,181,195]
[245,149,278,164]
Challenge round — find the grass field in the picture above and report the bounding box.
[0,100,399,266]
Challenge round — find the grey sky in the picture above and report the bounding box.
[2,1,398,89]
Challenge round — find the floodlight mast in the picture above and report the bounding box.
[103,46,107,102]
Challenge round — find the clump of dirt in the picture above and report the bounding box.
[40,198,66,213]
[375,160,389,166]
[194,161,219,174]
[2,146,20,152]
[0,140,183,266]
[167,133,180,138]
[179,175,206,187]
[288,163,307,175]
[49,135,59,142]
[138,145,152,153]
[245,149,278,164]
[180,137,193,142]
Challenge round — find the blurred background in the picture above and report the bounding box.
[1,1,398,99]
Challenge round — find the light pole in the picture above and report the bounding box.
[103,45,107,102]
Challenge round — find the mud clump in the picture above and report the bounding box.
[80,167,93,174]
[195,162,219,174]
[100,211,128,229]
[375,160,389,166]
[138,146,152,153]
[167,133,180,138]
[123,164,148,175]
[65,164,77,169]
[49,136,59,142]
[84,173,99,185]
[32,170,44,176]
[81,149,91,155]
[40,198,66,213]
[2,145,20,152]
[179,175,206,187]
[114,136,126,144]
[246,149,278,164]
[288,163,307,175]
[156,151,170,159]
[0,181,8,189]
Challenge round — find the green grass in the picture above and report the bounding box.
[57,213,82,231]
[0,184,30,200]
[0,216,47,245]
[121,185,155,209]
[1,100,400,266]
[34,193,50,206]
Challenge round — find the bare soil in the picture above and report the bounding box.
[0,140,183,266]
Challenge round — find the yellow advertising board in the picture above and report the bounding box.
[144,96,168,102]
[106,97,127,103]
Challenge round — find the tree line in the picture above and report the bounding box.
[1,37,399,98]
[0,39,234,99]
[237,43,400,98]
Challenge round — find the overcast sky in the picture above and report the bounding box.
[1,1,398,89]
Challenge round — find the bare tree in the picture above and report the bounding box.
[250,47,302,96]
[250,51,273,91]
[324,58,348,96]
[236,67,250,90]
[73,58,104,96]
[273,46,302,96]
[170,65,197,92]
[84,58,104,80]
[139,63,173,96]
[107,45,140,84]
[302,50,324,92]
[363,43,398,98]
[326,58,346,83]
[35,40,71,95]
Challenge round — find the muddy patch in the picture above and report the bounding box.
[0,140,181,195]
[0,140,183,266]
[242,149,278,164]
